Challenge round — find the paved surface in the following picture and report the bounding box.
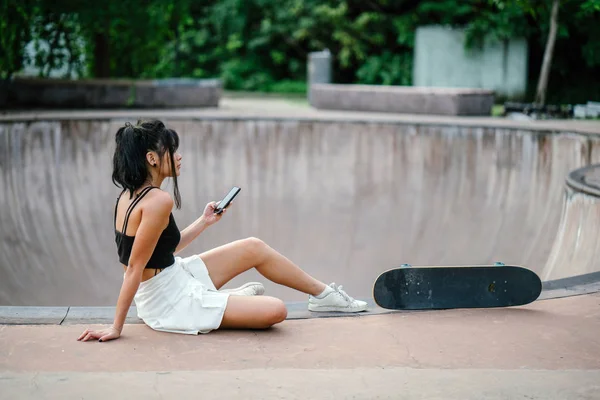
[2,369,600,399]
[1,293,599,398]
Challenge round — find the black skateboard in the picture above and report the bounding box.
[373,263,542,310]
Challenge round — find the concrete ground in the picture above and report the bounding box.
[1,293,599,399]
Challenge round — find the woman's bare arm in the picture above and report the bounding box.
[78,192,173,342]
[175,200,229,254]
[175,215,210,254]
[113,193,173,331]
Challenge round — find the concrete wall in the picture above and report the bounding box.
[413,25,528,99]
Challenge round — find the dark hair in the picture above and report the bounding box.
[112,119,181,209]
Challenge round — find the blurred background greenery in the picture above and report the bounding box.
[2,0,599,104]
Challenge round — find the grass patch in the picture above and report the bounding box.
[492,104,505,116]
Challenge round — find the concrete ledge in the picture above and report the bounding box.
[309,84,495,116]
[2,102,600,136]
[62,306,142,325]
[539,282,600,300]
[1,299,394,325]
[540,271,600,300]
[566,164,600,197]
[1,77,222,109]
[543,270,600,290]
[0,306,68,325]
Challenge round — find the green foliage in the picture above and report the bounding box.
[356,51,412,86]
[28,8,86,78]
[464,1,532,49]
[2,0,599,102]
[576,0,600,68]
[1,0,35,80]
[266,80,306,93]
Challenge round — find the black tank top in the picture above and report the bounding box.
[114,186,181,269]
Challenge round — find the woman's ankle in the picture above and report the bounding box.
[312,283,332,298]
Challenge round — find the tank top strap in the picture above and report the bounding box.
[119,186,158,234]
[114,190,126,230]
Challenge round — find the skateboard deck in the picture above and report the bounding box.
[373,263,542,310]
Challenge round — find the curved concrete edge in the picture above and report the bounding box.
[1,106,600,136]
[542,164,600,281]
[0,298,402,325]
[0,306,69,325]
[566,164,600,197]
[540,271,600,300]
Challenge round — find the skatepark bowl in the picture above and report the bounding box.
[1,110,600,309]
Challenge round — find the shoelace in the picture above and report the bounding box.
[331,283,356,303]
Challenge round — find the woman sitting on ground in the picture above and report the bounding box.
[77,120,366,342]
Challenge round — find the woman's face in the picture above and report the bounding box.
[155,149,182,178]
[166,150,182,178]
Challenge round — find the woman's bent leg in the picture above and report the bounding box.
[219,295,287,329]
[200,237,326,296]
[201,237,368,314]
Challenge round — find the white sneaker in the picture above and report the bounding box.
[308,283,368,313]
[219,282,265,296]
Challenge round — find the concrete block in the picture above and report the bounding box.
[413,25,528,99]
[308,49,332,104]
[2,77,222,109]
[587,101,600,110]
[0,306,68,325]
[308,50,332,85]
[574,105,588,119]
[310,84,495,116]
[62,307,142,325]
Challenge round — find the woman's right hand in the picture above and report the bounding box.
[77,325,121,343]
[201,200,230,226]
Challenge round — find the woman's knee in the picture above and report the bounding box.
[267,299,288,325]
[242,237,270,262]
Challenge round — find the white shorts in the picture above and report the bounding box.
[131,255,230,335]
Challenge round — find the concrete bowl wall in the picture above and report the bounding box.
[541,165,600,281]
[1,117,600,307]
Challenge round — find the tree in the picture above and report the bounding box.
[535,0,559,105]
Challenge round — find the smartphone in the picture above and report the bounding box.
[214,186,241,214]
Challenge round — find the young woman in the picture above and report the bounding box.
[77,120,367,343]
